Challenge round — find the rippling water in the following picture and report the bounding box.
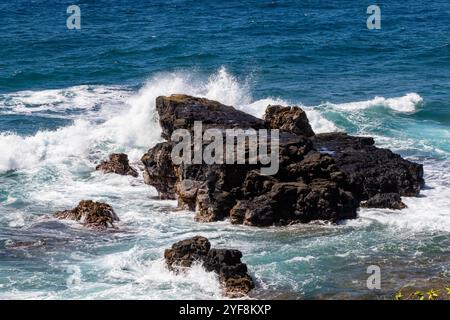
[0,0,449,299]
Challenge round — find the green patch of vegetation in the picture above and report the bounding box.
[394,285,450,300]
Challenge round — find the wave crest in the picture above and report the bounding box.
[327,93,423,113]
[0,67,338,172]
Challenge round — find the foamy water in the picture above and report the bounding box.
[326,93,424,113]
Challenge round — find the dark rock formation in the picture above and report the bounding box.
[204,249,254,297]
[156,94,265,141]
[141,143,177,199]
[96,153,138,177]
[54,200,119,230]
[142,94,424,227]
[361,193,407,210]
[265,105,315,137]
[239,180,358,226]
[311,133,424,200]
[164,235,211,270]
[164,236,254,297]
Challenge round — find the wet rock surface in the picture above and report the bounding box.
[164,235,211,270]
[361,193,407,210]
[142,95,424,226]
[164,236,254,297]
[54,200,119,230]
[311,133,424,200]
[264,105,315,137]
[141,143,177,199]
[96,153,138,177]
[156,94,265,141]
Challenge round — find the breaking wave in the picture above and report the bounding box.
[0,67,337,173]
[326,92,424,113]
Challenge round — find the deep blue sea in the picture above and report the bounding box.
[0,0,449,299]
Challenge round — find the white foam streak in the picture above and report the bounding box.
[304,109,340,133]
[356,184,450,233]
[205,67,252,106]
[238,98,339,133]
[0,85,130,115]
[328,93,423,113]
[94,247,223,299]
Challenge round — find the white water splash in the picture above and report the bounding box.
[0,85,130,116]
[0,67,338,173]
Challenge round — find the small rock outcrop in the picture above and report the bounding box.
[54,200,119,230]
[96,153,138,177]
[156,94,265,141]
[264,105,315,137]
[311,133,424,200]
[361,193,407,210]
[142,94,424,226]
[164,236,254,297]
[164,235,211,270]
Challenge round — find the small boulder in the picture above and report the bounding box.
[96,153,138,177]
[230,200,249,225]
[164,236,254,297]
[164,236,211,270]
[361,193,407,210]
[264,105,315,137]
[203,248,255,298]
[54,200,119,230]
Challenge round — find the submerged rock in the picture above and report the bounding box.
[164,236,254,297]
[96,153,138,177]
[361,193,407,210]
[142,95,424,227]
[5,239,47,249]
[54,200,119,230]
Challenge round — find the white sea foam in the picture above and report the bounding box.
[0,67,339,173]
[343,159,450,233]
[1,68,447,235]
[90,247,223,299]
[0,85,131,116]
[238,97,339,133]
[327,93,423,113]
[285,255,315,263]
